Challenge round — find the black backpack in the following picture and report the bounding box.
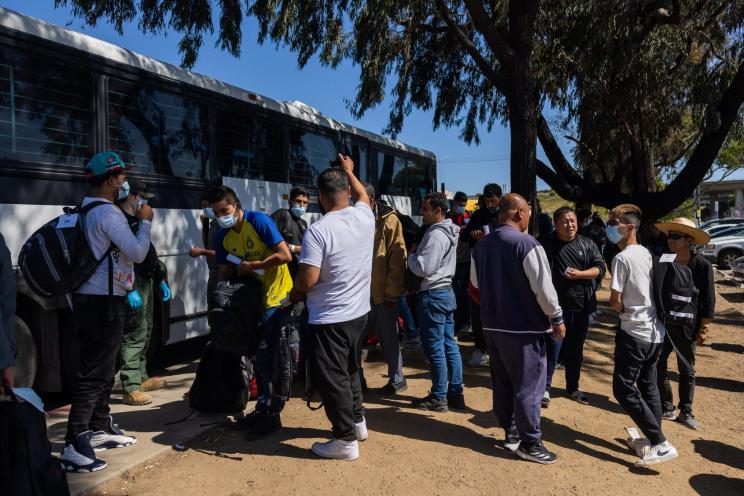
[267,304,303,405]
[0,392,70,496]
[188,342,252,413]
[18,202,110,298]
[652,257,699,339]
[208,279,264,356]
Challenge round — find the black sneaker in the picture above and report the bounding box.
[229,410,267,431]
[412,394,448,413]
[677,412,699,430]
[378,382,408,396]
[244,415,282,441]
[446,393,466,411]
[503,428,521,452]
[516,442,558,465]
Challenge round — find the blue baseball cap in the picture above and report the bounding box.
[84,151,127,178]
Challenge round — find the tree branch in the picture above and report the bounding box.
[536,113,584,185]
[640,59,744,219]
[435,1,509,94]
[463,0,514,65]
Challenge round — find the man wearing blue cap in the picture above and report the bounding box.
[60,152,154,473]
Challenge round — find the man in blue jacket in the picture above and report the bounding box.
[471,193,565,464]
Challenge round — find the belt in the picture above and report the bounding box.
[417,286,453,295]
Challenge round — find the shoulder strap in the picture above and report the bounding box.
[651,255,667,316]
[78,200,110,214]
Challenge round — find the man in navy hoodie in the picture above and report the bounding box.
[471,194,565,464]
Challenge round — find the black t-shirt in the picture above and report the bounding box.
[545,234,606,312]
[463,208,499,248]
[123,211,162,280]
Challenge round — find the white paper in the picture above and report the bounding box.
[56,213,79,229]
[660,253,677,263]
[226,254,242,265]
[12,387,47,416]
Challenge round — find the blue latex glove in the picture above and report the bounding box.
[127,290,143,310]
[159,281,172,302]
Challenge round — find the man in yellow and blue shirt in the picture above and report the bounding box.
[209,186,293,440]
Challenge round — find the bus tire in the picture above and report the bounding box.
[13,316,37,388]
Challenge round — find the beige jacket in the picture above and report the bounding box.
[371,202,407,305]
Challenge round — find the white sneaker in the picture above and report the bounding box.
[626,437,651,458]
[468,349,489,367]
[59,431,107,473]
[355,418,368,441]
[311,439,359,461]
[90,417,137,452]
[635,441,678,466]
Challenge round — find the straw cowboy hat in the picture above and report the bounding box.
[654,217,710,245]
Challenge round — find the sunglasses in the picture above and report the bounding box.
[667,232,689,241]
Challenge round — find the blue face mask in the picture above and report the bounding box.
[116,180,130,201]
[203,207,215,219]
[453,205,466,215]
[217,212,238,229]
[607,224,624,244]
[290,204,306,217]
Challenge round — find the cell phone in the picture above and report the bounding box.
[563,267,573,278]
[226,254,242,265]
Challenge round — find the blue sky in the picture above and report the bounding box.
[2,1,558,195]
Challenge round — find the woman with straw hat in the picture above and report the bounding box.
[653,218,716,430]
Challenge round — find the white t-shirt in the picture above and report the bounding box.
[76,197,152,296]
[610,244,666,343]
[300,202,375,325]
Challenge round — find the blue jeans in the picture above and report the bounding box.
[415,288,463,399]
[255,306,285,415]
[398,295,418,339]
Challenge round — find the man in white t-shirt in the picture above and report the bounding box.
[292,154,374,461]
[608,204,678,467]
[60,152,154,473]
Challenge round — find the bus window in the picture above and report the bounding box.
[377,152,407,196]
[406,158,429,213]
[351,143,367,182]
[108,78,210,179]
[0,48,93,167]
[217,110,284,182]
[289,129,337,188]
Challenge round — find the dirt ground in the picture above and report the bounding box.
[94,280,744,496]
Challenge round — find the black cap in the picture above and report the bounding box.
[128,177,154,199]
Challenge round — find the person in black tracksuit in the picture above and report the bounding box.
[653,218,715,430]
[542,207,606,406]
[271,186,309,279]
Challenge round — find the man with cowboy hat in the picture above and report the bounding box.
[653,217,715,430]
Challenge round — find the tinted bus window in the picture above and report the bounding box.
[407,158,430,212]
[108,78,210,179]
[289,129,337,187]
[217,110,284,182]
[350,142,367,182]
[377,152,407,196]
[0,48,92,167]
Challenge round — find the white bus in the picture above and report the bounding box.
[0,7,437,392]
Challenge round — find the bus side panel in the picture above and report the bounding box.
[148,208,210,344]
[0,204,66,263]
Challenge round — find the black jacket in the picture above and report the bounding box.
[123,212,165,280]
[271,208,307,277]
[543,234,607,313]
[462,208,499,248]
[688,254,716,321]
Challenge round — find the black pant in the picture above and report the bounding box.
[469,298,487,353]
[310,315,367,441]
[546,311,590,393]
[452,262,471,332]
[65,295,127,444]
[657,336,696,414]
[612,330,666,446]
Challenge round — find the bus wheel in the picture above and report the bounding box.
[13,316,37,388]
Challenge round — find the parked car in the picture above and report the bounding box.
[711,226,744,240]
[701,234,744,269]
[700,217,744,230]
[704,224,739,237]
